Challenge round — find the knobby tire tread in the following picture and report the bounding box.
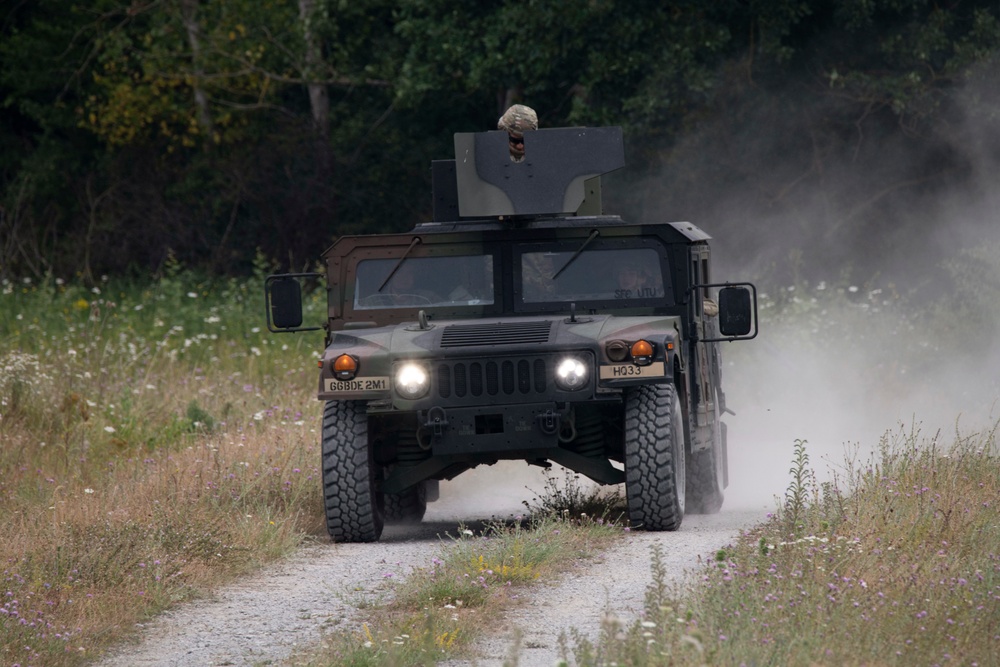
[321,400,383,542]
[384,483,428,524]
[624,383,684,531]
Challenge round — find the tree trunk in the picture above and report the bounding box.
[180,0,214,139]
[298,0,330,141]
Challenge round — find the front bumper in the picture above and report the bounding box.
[417,402,570,456]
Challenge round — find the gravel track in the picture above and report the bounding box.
[97,464,769,667]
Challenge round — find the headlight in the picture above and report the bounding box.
[554,357,588,390]
[395,362,430,399]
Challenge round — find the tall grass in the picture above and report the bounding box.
[0,265,327,666]
[567,423,1000,666]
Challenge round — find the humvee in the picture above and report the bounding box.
[266,126,757,542]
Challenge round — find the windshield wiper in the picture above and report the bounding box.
[551,229,600,279]
[377,237,422,292]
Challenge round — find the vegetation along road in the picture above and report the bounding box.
[97,468,768,667]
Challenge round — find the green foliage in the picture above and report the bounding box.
[782,438,813,534]
[0,271,323,463]
[394,0,731,135]
[3,0,1000,280]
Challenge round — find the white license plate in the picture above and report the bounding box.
[599,361,665,380]
[325,377,390,393]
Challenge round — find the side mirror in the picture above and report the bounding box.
[270,277,303,328]
[718,286,753,337]
[265,273,324,333]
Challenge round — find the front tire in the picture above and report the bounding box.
[624,383,686,531]
[321,400,384,542]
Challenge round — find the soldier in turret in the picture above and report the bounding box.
[497,104,538,162]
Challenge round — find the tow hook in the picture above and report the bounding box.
[422,406,449,435]
[536,410,560,436]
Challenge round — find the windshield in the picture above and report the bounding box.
[354,255,495,309]
[520,247,666,304]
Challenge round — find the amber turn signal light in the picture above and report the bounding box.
[630,340,654,365]
[333,354,358,380]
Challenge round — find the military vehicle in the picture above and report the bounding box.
[265,126,757,542]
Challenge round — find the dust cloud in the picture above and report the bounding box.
[650,62,1000,510]
[430,461,557,522]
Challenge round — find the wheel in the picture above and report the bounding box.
[624,383,686,531]
[384,480,427,524]
[686,392,725,514]
[321,400,384,542]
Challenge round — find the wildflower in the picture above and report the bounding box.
[83,488,94,495]
[104,426,116,433]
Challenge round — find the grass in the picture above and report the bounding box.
[0,265,328,667]
[562,423,1000,666]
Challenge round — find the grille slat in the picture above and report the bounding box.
[517,360,531,394]
[441,321,552,348]
[502,361,514,394]
[486,362,499,396]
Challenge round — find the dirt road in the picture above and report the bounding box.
[97,464,770,667]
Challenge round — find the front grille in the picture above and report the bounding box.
[440,321,552,348]
[436,357,549,399]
